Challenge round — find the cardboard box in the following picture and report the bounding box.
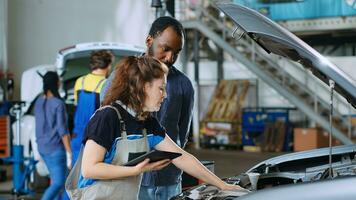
[294,128,329,151]
[351,117,356,126]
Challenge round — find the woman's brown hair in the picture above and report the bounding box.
[103,56,168,118]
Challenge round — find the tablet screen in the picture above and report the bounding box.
[124,150,182,166]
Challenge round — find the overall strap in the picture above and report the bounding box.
[81,75,86,90]
[98,105,128,139]
[93,78,106,93]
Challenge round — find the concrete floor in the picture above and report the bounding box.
[187,148,282,178]
[0,148,283,199]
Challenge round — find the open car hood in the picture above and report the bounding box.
[216,3,356,108]
[55,42,144,82]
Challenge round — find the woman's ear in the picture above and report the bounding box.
[143,82,153,93]
[143,82,148,92]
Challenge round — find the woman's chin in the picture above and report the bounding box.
[145,107,160,112]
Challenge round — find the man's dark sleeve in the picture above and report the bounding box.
[178,79,194,148]
[99,71,115,103]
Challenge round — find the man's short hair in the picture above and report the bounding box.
[148,16,185,40]
[89,50,114,71]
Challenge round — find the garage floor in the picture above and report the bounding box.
[187,147,282,178]
[0,148,283,199]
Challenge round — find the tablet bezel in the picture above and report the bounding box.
[123,150,182,166]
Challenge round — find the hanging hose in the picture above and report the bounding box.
[328,79,335,178]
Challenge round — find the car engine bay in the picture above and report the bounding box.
[173,150,356,199]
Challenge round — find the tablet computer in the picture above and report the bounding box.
[124,150,182,166]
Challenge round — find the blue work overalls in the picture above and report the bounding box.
[71,76,105,165]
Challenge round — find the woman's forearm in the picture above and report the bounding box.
[173,151,225,189]
[81,162,138,179]
[81,140,143,180]
[155,135,226,189]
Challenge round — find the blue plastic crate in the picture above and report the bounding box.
[241,108,292,151]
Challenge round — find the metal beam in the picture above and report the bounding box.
[217,47,224,81]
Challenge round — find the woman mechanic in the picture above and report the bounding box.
[65,56,245,199]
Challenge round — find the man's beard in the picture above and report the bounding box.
[148,45,173,68]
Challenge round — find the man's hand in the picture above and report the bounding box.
[133,159,171,174]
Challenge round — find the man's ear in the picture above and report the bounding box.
[146,36,154,48]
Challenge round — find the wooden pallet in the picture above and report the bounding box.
[201,80,250,147]
[204,80,249,123]
[0,116,10,158]
[262,121,286,152]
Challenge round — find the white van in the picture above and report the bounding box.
[18,42,144,180]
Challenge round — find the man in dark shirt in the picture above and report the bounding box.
[100,16,194,199]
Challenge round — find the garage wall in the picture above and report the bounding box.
[0,0,7,72]
[8,0,154,99]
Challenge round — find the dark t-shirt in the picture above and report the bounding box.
[79,102,167,188]
[82,103,166,152]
